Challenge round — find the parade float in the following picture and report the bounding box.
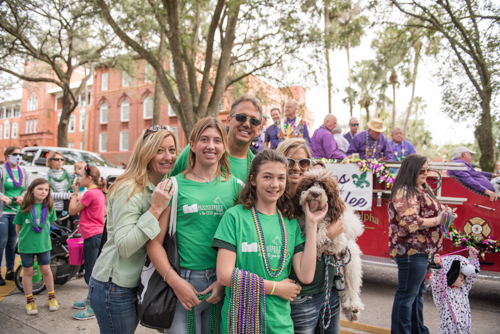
[319,157,500,274]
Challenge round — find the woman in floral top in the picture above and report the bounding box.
[388,154,457,334]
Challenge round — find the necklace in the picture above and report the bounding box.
[193,170,216,183]
[5,163,24,188]
[48,169,72,192]
[392,141,406,161]
[251,206,288,278]
[30,204,48,233]
[365,132,378,159]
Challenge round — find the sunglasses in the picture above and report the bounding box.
[287,158,311,169]
[51,158,65,162]
[11,153,24,157]
[144,124,174,138]
[350,123,359,126]
[232,114,261,127]
[419,167,430,175]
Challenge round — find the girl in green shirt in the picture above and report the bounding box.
[147,117,242,334]
[213,149,328,334]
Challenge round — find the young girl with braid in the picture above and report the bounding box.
[213,149,327,334]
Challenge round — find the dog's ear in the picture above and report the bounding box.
[293,173,318,216]
[323,173,346,222]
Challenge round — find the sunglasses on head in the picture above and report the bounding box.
[232,114,261,127]
[52,158,65,162]
[11,153,24,157]
[144,124,175,138]
[287,158,311,169]
[419,167,430,175]
[350,123,359,126]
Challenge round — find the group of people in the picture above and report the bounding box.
[0,93,492,334]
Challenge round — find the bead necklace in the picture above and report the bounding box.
[48,169,73,192]
[392,141,406,161]
[30,204,48,233]
[228,268,267,334]
[251,206,288,278]
[193,170,216,183]
[365,132,378,159]
[187,292,218,334]
[5,163,24,188]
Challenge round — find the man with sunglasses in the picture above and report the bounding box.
[169,94,262,182]
[278,99,311,144]
[344,117,359,144]
[346,118,395,161]
[311,114,345,159]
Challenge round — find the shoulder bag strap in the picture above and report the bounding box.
[168,177,178,236]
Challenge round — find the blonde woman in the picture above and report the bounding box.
[89,125,178,334]
[46,151,72,218]
[147,117,242,333]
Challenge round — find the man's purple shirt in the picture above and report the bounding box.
[346,130,395,160]
[311,126,345,159]
[264,123,280,149]
[344,131,356,144]
[447,158,494,193]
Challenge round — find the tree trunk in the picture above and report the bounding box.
[153,31,167,125]
[57,85,77,147]
[390,70,397,129]
[403,41,421,134]
[325,1,332,114]
[476,93,494,171]
[345,43,353,116]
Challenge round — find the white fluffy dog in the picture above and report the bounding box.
[294,168,365,322]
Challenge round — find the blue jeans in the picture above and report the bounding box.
[166,268,222,334]
[290,288,340,334]
[20,251,51,267]
[391,254,430,334]
[89,277,139,334]
[83,233,102,285]
[0,214,17,272]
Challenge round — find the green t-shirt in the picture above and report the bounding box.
[3,169,25,213]
[175,174,243,270]
[289,256,335,296]
[169,144,255,183]
[213,205,305,334]
[14,203,57,254]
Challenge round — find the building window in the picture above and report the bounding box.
[80,141,83,150]
[144,64,153,83]
[68,142,74,148]
[121,99,130,122]
[101,72,108,91]
[69,114,76,133]
[28,120,33,134]
[12,122,18,138]
[34,119,38,133]
[171,126,179,137]
[100,102,108,124]
[219,101,225,112]
[99,133,107,152]
[4,121,9,139]
[57,112,62,123]
[54,96,62,111]
[143,96,153,119]
[25,120,29,134]
[0,108,4,119]
[120,131,129,151]
[28,94,38,112]
[79,111,86,132]
[6,107,12,118]
[122,72,129,87]
[13,105,20,117]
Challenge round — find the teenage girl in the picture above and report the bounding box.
[147,117,243,333]
[14,178,58,315]
[213,149,328,334]
[68,165,107,320]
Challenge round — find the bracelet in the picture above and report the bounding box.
[270,281,276,295]
[163,265,173,282]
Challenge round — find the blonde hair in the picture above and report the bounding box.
[46,151,65,168]
[74,161,86,175]
[277,138,312,161]
[185,117,230,181]
[107,129,179,201]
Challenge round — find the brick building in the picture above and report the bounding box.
[1,61,314,165]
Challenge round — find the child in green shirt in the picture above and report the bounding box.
[14,178,58,315]
[213,149,328,334]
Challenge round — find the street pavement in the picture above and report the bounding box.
[1,260,499,333]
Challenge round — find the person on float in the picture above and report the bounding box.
[278,99,311,145]
[343,117,359,144]
[389,127,416,162]
[264,107,281,149]
[310,114,345,160]
[346,118,394,161]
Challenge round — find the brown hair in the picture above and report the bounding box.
[185,117,230,181]
[21,178,54,214]
[46,151,65,168]
[237,149,294,219]
[4,146,21,158]
[84,165,108,192]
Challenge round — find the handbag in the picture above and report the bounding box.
[137,177,181,330]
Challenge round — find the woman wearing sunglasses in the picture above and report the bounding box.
[147,117,242,333]
[46,151,73,221]
[0,146,30,285]
[89,125,178,334]
[389,154,456,333]
[277,138,344,334]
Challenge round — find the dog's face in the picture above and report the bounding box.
[294,168,345,221]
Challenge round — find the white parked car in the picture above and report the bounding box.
[20,146,125,186]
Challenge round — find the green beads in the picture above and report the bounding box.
[187,292,219,334]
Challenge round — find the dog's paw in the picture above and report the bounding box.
[342,300,364,322]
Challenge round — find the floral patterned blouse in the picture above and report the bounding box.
[389,185,444,257]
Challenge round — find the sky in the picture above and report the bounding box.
[304,40,476,147]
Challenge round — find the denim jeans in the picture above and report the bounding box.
[0,214,17,272]
[166,268,222,334]
[89,277,139,334]
[20,251,51,267]
[391,254,430,334]
[290,287,340,334]
[83,233,102,285]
